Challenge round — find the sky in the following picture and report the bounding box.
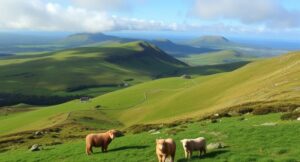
[0,0,300,40]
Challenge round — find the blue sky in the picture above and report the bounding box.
[0,0,299,39]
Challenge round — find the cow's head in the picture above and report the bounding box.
[108,130,116,139]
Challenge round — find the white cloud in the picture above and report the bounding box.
[191,0,300,28]
[71,0,130,11]
[0,0,180,32]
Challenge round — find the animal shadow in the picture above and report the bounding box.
[177,150,229,162]
[109,145,149,152]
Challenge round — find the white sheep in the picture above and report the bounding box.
[180,137,206,159]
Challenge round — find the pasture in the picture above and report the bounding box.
[1,113,299,162]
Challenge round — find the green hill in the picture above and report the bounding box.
[1,51,299,136]
[0,41,187,105]
[58,33,133,47]
[179,50,258,66]
[102,51,300,125]
[60,33,218,56]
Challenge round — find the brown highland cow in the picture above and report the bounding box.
[156,138,176,162]
[85,130,116,155]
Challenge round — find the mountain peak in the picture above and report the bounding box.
[188,35,232,47]
[199,35,230,42]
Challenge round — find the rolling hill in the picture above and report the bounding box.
[58,32,133,47]
[59,33,218,56]
[1,51,299,136]
[102,51,300,125]
[0,41,188,105]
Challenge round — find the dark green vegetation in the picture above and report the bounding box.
[1,113,299,162]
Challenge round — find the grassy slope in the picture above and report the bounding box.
[1,113,299,162]
[179,50,258,66]
[93,51,300,125]
[0,41,186,96]
[1,51,299,136]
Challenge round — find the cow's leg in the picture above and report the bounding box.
[86,145,92,155]
[157,155,162,162]
[184,151,188,159]
[170,154,175,162]
[161,155,166,162]
[101,146,105,152]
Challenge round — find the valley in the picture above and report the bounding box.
[0,33,299,162]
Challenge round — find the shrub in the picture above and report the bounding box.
[211,119,218,123]
[281,112,300,120]
[95,105,101,109]
[252,107,273,115]
[124,78,134,82]
[165,128,185,135]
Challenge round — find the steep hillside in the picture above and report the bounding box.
[0,41,186,103]
[1,51,299,136]
[92,51,300,124]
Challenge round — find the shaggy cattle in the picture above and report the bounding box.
[156,138,176,162]
[85,130,116,155]
[180,137,206,159]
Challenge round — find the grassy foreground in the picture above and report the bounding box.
[1,113,299,162]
